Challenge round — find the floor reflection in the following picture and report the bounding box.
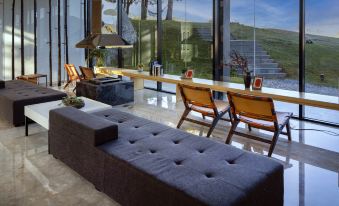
[0,89,338,206]
[120,89,339,206]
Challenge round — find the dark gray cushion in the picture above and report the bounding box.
[50,107,118,146]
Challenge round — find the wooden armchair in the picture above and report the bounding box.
[226,91,292,157]
[177,84,231,137]
[64,64,82,89]
[79,66,96,80]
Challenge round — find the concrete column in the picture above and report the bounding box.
[223,0,231,81]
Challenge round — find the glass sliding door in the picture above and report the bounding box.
[305,0,339,124]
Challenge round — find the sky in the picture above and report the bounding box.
[102,0,339,38]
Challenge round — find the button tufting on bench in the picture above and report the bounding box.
[228,160,236,164]
[198,149,204,154]
[174,160,183,165]
[134,126,139,128]
[173,140,180,144]
[205,173,213,178]
[104,115,110,117]
[150,150,156,154]
[118,120,123,123]
[152,133,158,136]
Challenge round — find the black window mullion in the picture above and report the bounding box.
[299,0,305,119]
[156,0,162,91]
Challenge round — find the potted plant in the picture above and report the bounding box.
[89,49,107,68]
[227,50,252,88]
[60,96,85,109]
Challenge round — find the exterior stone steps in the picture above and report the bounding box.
[230,40,286,79]
[249,63,279,68]
[253,68,283,74]
[257,73,287,78]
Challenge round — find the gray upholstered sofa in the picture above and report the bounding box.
[49,107,284,206]
[0,80,66,126]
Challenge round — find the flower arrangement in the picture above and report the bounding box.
[226,50,253,88]
[227,50,251,75]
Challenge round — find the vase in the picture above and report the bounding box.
[243,73,252,89]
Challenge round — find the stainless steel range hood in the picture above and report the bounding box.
[75,0,132,49]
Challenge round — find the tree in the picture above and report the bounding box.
[123,0,136,15]
[166,0,173,20]
[141,0,148,20]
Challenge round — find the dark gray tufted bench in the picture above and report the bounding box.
[49,107,284,206]
[0,80,66,126]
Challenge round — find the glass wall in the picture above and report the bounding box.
[122,0,157,70]
[122,0,158,89]
[227,1,299,90]
[67,0,85,70]
[305,0,339,123]
[226,0,300,115]
[0,0,85,84]
[162,0,213,80]
[100,0,118,67]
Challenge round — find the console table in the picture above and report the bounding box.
[95,68,339,111]
[17,74,48,87]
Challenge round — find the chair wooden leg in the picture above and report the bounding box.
[177,109,190,129]
[206,116,221,137]
[286,121,292,141]
[268,131,280,157]
[64,81,71,89]
[228,109,233,124]
[225,121,239,144]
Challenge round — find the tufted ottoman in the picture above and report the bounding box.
[49,107,284,206]
[0,80,66,126]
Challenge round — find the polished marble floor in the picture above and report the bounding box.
[1,89,339,206]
